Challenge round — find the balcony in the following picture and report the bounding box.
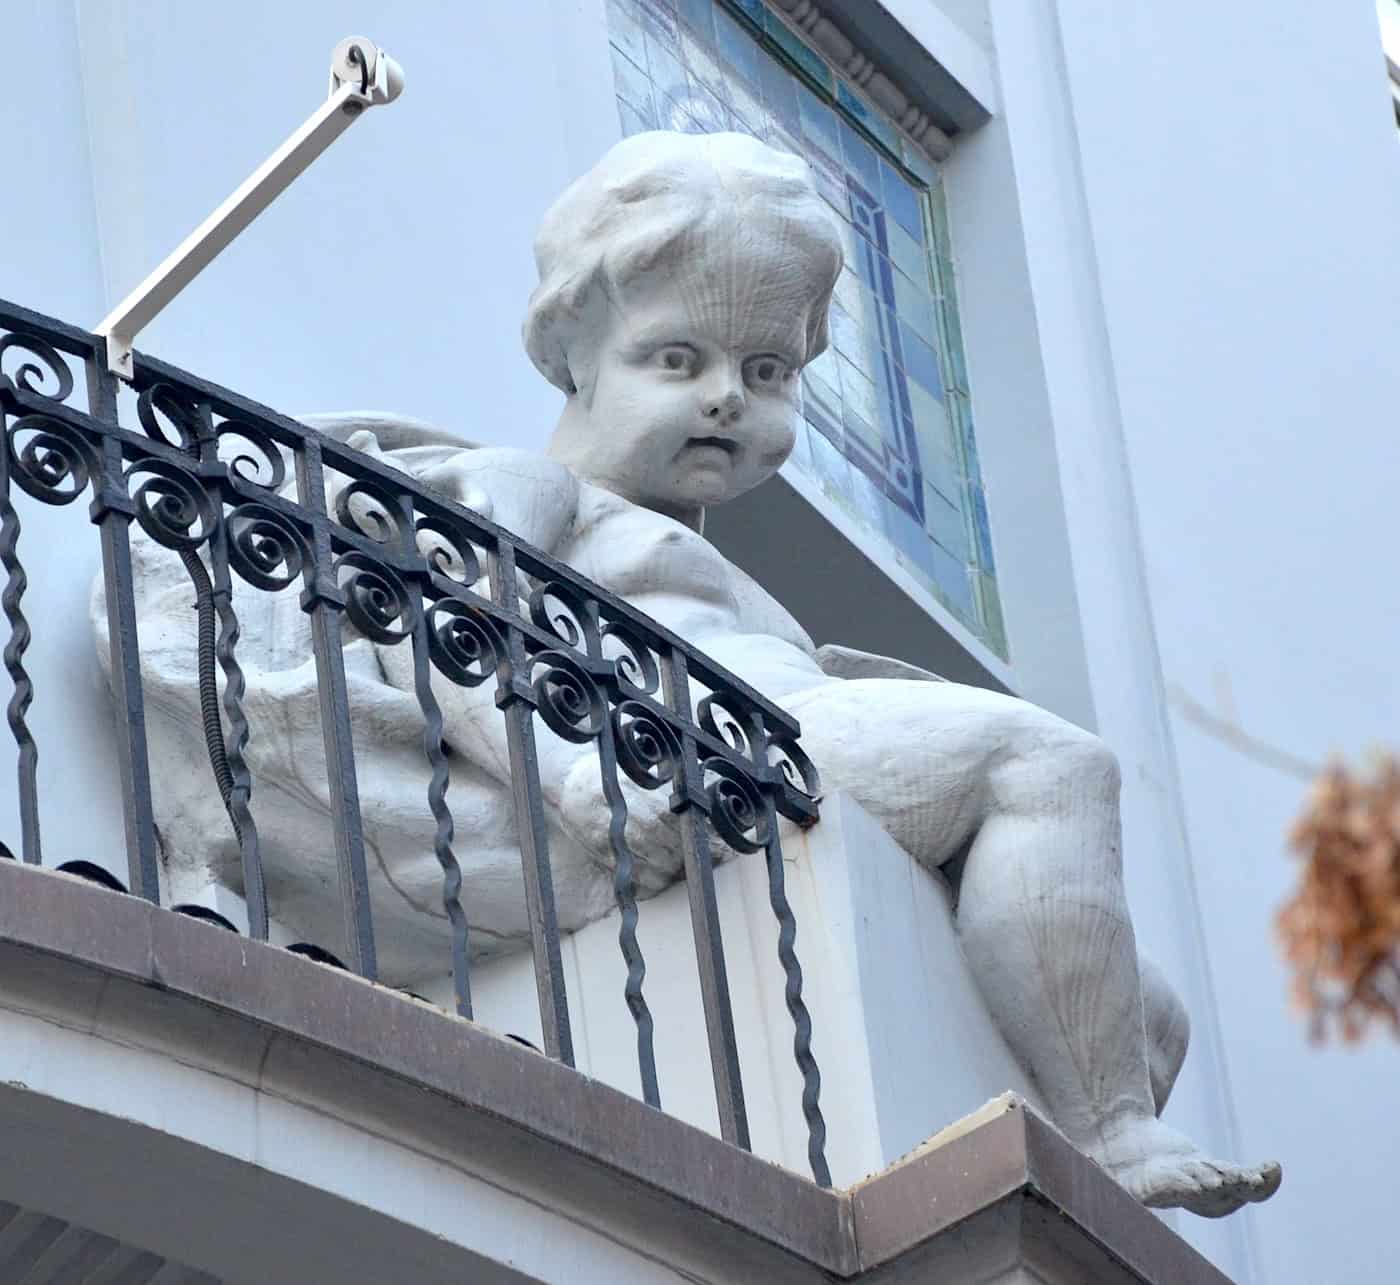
[0,300,1232,1283]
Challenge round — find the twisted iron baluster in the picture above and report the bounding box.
[207,527,268,938]
[596,716,660,1108]
[490,541,573,1064]
[762,810,830,1187]
[293,438,377,977]
[0,438,38,864]
[660,648,749,1149]
[414,626,472,1017]
[401,499,472,1017]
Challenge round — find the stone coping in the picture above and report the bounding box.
[0,860,1232,1283]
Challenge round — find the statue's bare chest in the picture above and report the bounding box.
[557,488,812,652]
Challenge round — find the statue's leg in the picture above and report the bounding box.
[782,677,1279,1217]
[1138,953,1190,1115]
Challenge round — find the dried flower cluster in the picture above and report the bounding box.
[1278,755,1400,1042]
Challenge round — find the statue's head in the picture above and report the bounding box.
[526,131,843,523]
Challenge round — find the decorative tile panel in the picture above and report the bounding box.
[606,0,1005,656]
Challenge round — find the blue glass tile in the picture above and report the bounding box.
[684,70,732,129]
[881,159,925,239]
[838,119,882,197]
[637,0,680,44]
[802,362,844,432]
[929,540,977,623]
[845,456,889,527]
[682,30,731,103]
[909,382,954,463]
[851,237,896,306]
[886,219,928,289]
[765,118,802,156]
[937,294,969,393]
[828,297,867,368]
[725,60,764,123]
[950,392,980,477]
[797,83,841,159]
[892,271,937,344]
[714,7,762,85]
[646,28,689,102]
[602,0,990,646]
[804,410,852,497]
[805,147,847,212]
[729,0,766,23]
[726,111,759,139]
[612,47,656,116]
[607,0,648,67]
[872,372,904,447]
[784,413,814,476]
[898,320,943,400]
[617,96,655,137]
[924,484,970,562]
[758,47,800,130]
[832,266,863,317]
[675,0,714,39]
[968,482,996,573]
[921,438,962,506]
[763,11,833,89]
[882,504,939,581]
[836,352,881,431]
[975,570,1008,657]
[848,195,877,246]
[900,138,940,186]
[835,82,903,156]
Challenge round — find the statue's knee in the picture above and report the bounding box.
[1057,724,1122,795]
[997,707,1121,803]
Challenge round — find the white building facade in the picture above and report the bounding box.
[3,2,1399,1282]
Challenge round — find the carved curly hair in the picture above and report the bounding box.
[523,131,844,396]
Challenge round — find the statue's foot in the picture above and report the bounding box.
[1089,1116,1281,1218]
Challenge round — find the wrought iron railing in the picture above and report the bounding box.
[0,298,830,1185]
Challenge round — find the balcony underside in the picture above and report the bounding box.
[0,859,1231,1284]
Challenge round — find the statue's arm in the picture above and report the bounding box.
[812,643,947,684]
[413,446,580,557]
[328,426,580,558]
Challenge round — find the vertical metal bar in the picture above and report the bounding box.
[758,793,831,1187]
[594,704,660,1108]
[661,648,749,1150]
[400,497,472,1017]
[489,539,573,1065]
[89,352,160,900]
[202,419,268,937]
[409,599,473,1017]
[295,437,377,977]
[0,414,38,865]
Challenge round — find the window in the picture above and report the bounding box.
[1381,1,1400,127]
[606,0,1005,655]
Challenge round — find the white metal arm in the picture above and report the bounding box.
[95,36,404,378]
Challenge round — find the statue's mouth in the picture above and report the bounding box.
[687,435,738,458]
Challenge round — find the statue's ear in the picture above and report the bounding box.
[296,411,480,453]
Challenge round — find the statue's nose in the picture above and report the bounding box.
[702,388,745,424]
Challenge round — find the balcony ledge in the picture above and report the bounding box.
[0,859,1231,1284]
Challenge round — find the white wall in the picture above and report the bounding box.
[76,0,620,438]
[0,4,129,879]
[5,2,1381,1279]
[1025,1,1400,1282]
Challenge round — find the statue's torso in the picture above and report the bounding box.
[559,481,826,699]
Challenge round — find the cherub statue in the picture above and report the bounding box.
[103,130,1279,1216]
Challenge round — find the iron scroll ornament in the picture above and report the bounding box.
[0,297,828,1184]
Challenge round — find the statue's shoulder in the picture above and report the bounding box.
[300,414,579,553]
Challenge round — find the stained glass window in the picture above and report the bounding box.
[605,0,1006,655]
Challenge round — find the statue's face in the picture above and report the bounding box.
[574,246,811,514]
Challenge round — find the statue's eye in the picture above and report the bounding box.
[655,345,697,374]
[742,355,791,392]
